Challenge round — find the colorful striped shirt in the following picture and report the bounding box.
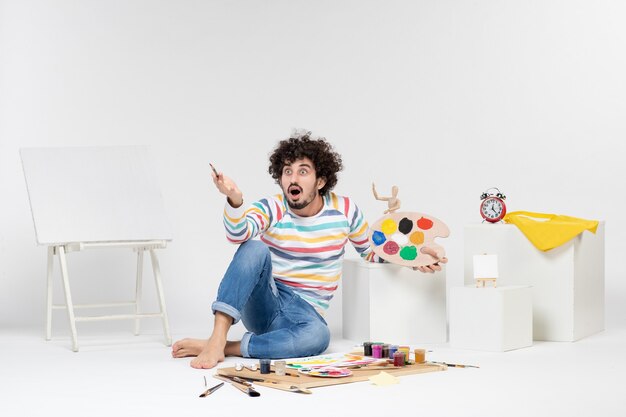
[223,192,382,312]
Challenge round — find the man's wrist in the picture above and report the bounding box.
[227,195,243,208]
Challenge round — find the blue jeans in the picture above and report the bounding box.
[211,240,330,359]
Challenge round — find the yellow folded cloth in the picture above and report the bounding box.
[503,211,599,251]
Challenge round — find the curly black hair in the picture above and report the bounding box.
[268,131,343,197]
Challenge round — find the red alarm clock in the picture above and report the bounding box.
[480,187,506,223]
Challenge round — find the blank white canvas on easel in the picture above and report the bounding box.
[473,254,499,279]
[21,146,173,244]
[21,146,173,351]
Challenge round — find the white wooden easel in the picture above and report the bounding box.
[22,146,173,351]
[46,241,171,351]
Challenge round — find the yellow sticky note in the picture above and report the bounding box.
[369,371,399,386]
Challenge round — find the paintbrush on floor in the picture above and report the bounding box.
[214,375,261,397]
[432,361,480,368]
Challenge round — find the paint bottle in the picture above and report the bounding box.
[414,348,426,364]
[372,344,383,359]
[363,342,373,356]
[382,344,390,359]
[399,346,410,364]
[259,359,271,374]
[393,351,405,367]
[389,345,399,359]
[274,360,287,376]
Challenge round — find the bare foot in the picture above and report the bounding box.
[190,337,227,369]
[171,338,208,358]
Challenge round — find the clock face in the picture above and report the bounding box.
[481,197,505,222]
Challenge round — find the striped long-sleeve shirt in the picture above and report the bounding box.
[223,192,382,312]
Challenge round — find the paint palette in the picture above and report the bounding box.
[369,212,449,267]
[298,367,353,378]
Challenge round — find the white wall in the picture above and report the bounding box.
[1,0,625,338]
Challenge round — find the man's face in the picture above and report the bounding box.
[280,157,325,211]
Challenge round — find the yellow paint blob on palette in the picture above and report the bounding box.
[368,212,450,267]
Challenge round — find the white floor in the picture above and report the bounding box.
[2,325,625,417]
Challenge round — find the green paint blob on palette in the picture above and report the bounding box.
[399,245,418,260]
[368,212,450,267]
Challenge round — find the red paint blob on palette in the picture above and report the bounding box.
[417,217,434,230]
[383,241,399,255]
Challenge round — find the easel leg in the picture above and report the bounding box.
[46,246,54,341]
[58,245,79,352]
[134,249,144,336]
[150,249,172,346]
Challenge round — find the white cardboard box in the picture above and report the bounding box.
[464,223,605,341]
[342,259,447,344]
[450,285,532,351]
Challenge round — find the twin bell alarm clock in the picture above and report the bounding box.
[480,187,506,223]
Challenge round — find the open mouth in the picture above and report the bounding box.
[288,186,302,198]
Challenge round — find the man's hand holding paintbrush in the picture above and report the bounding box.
[210,163,243,208]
